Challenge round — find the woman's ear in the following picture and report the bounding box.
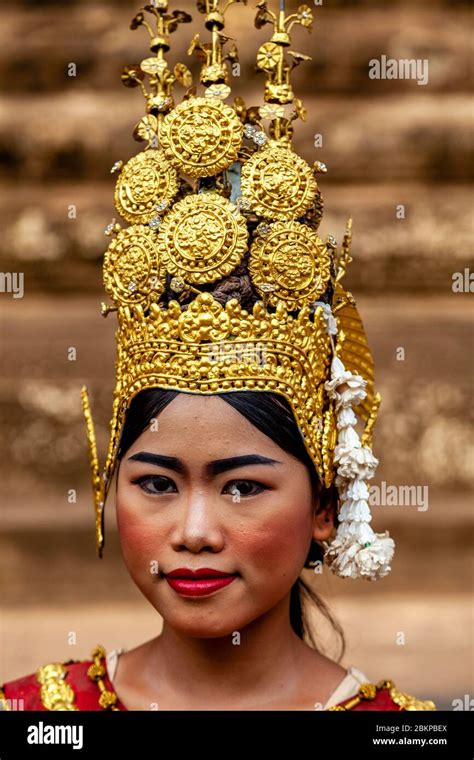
[311,481,338,542]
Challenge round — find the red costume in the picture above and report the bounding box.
[0,645,436,712]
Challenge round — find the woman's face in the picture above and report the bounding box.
[116,393,334,637]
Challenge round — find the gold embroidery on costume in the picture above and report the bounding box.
[36,663,78,711]
[87,645,120,711]
[327,682,375,711]
[328,679,437,711]
[382,680,437,711]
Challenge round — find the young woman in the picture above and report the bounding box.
[0,0,437,713]
[0,387,436,711]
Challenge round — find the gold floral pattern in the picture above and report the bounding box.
[159,97,243,177]
[156,193,248,285]
[114,149,179,224]
[249,221,331,308]
[240,141,317,221]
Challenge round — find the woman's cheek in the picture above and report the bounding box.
[117,506,162,580]
[231,508,310,581]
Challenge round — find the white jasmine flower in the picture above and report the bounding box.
[338,498,372,522]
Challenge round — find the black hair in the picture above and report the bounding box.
[116,387,345,661]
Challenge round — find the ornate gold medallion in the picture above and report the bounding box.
[103,225,166,306]
[114,149,179,224]
[249,221,331,308]
[156,193,248,285]
[158,97,243,178]
[240,141,317,221]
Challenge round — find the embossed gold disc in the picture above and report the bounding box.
[114,149,179,224]
[103,225,166,306]
[158,97,243,178]
[241,141,317,221]
[156,193,248,285]
[249,221,331,308]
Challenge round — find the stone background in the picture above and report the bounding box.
[0,0,472,709]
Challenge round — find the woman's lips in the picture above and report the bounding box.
[164,569,238,597]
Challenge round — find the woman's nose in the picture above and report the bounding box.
[171,487,226,552]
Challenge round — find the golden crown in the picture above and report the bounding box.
[81,0,394,580]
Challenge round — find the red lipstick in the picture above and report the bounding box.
[164,567,238,597]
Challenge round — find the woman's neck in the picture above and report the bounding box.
[112,595,344,710]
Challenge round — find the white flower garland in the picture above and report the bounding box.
[315,304,395,581]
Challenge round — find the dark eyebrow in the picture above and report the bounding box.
[207,454,282,477]
[127,452,282,477]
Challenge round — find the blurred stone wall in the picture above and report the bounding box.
[0,0,472,708]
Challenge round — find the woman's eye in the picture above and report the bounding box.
[134,475,177,495]
[223,480,266,498]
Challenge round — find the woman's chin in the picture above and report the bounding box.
[152,589,252,638]
[161,616,244,639]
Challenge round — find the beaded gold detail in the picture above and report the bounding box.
[240,142,317,221]
[87,645,120,711]
[384,681,437,711]
[327,680,380,711]
[158,97,243,177]
[114,149,179,224]
[327,679,437,711]
[249,221,331,308]
[36,663,78,711]
[156,193,248,284]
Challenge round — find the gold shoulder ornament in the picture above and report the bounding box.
[36,663,78,711]
[328,679,437,711]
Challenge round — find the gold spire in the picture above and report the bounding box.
[254,1,314,141]
[188,0,246,96]
[121,0,193,138]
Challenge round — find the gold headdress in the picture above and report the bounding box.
[81,0,395,580]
